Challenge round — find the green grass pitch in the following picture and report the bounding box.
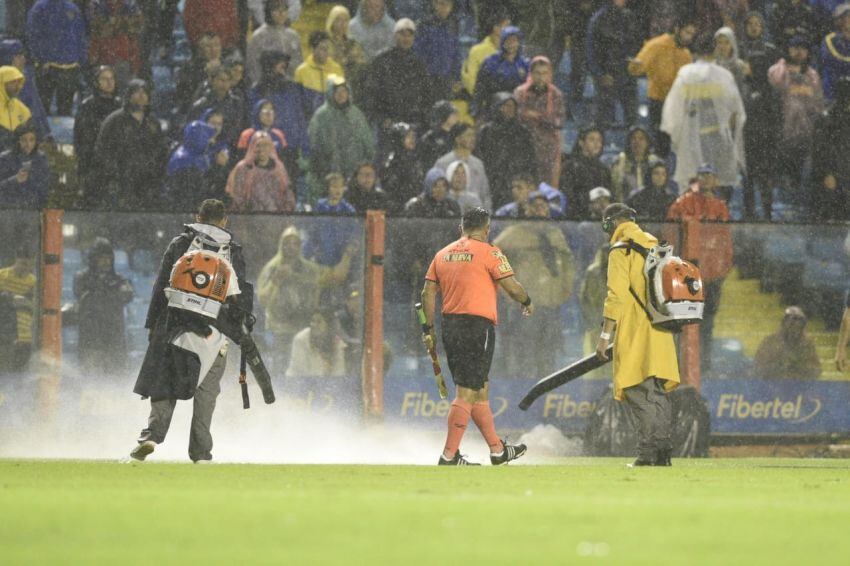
[2,458,849,565]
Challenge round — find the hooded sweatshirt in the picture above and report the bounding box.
[474,27,530,116]
[0,40,49,140]
[0,66,32,138]
[444,160,482,213]
[714,27,749,96]
[308,77,375,201]
[237,98,288,154]
[165,121,218,210]
[348,1,396,61]
[168,121,216,176]
[404,166,461,218]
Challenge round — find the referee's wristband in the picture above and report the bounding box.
[521,296,532,307]
[599,331,612,341]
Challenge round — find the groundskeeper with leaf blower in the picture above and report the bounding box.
[129,199,274,463]
[597,203,683,467]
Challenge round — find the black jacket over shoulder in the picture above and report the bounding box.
[135,224,252,401]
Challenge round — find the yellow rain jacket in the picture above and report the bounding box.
[294,54,345,94]
[0,66,31,133]
[603,221,680,400]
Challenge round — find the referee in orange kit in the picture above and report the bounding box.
[421,208,534,465]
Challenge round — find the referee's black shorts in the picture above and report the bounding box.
[441,314,495,391]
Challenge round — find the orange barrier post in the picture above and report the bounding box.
[39,209,63,416]
[680,219,701,390]
[362,210,385,417]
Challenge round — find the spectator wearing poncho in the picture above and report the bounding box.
[226,131,294,212]
[514,56,565,188]
[307,76,374,204]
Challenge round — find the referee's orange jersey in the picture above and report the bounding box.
[425,236,515,324]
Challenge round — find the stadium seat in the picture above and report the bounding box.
[761,233,806,300]
[48,117,75,145]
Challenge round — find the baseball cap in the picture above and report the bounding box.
[696,163,716,175]
[784,306,807,321]
[589,187,612,202]
[835,3,850,18]
[394,18,416,33]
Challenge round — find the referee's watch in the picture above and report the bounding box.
[521,295,532,307]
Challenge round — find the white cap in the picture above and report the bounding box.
[394,18,416,33]
[589,187,612,202]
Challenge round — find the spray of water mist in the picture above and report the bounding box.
[0,355,581,465]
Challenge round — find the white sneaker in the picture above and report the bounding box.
[129,440,156,461]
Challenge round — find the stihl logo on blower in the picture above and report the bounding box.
[609,240,704,332]
[164,250,236,319]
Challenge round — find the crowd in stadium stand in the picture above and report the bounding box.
[1,0,849,222]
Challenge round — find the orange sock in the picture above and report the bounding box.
[471,401,504,454]
[443,399,472,459]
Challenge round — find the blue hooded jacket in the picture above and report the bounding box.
[167,121,216,176]
[245,98,286,153]
[248,50,311,155]
[26,0,87,65]
[474,27,529,114]
[0,40,50,139]
[423,166,447,197]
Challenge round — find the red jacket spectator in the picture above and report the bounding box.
[87,0,144,74]
[666,185,733,282]
[183,0,241,51]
